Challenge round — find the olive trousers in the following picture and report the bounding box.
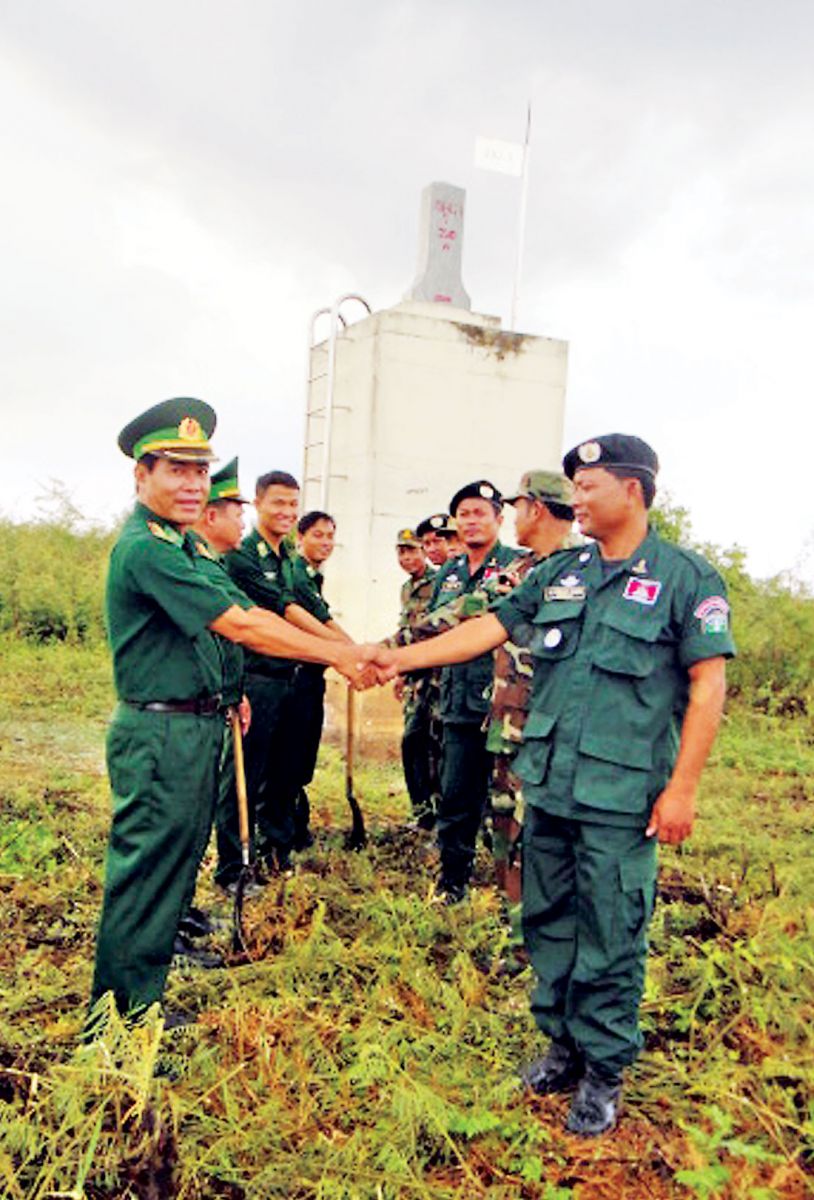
[89,705,224,1016]
[522,808,658,1075]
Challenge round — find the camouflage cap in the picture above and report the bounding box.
[396,527,421,547]
[562,433,659,481]
[208,456,250,504]
[503,470,574,517]
[118,397,217,462]
[449,479,502,515]
[416,512,455,538]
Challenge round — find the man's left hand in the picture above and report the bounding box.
[646,782,696,844]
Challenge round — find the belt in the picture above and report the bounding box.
[124,694,223,716]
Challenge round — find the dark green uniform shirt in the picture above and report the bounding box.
[225,529,296,676]
[494,529,736,827]
[105,503,236,702]
[288,554,332,625]
[429,541,519,724]
[188,531,252,706]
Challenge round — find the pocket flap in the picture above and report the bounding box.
[579,729,652,769]
[532,601,585,625]
[601,606,662,643]
[619,850,657,894]
[524,710,557,739]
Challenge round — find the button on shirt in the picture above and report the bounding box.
[494,529,736,826]
[106,503,237,702]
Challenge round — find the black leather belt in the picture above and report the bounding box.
[124,694,223,716]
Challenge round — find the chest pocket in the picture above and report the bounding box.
[592,605,666,677]
[528,599,584,662]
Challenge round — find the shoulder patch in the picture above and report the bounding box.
[146,520,183,547]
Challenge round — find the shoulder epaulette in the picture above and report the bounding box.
[146,519,183,547]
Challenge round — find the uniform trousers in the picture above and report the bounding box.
[522,807,657,1075]
[90,705,224,1015]
[438,722,493,890]
[401,685,434,822]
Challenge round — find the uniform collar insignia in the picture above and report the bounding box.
[194,539,216,560]
[631,558,648,574]
[146,519,183,546]
[257,539,269,558]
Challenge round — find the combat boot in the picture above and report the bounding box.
[565,1065,622,1136]
[519,1039,583,1095]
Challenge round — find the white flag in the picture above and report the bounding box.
[474,135,525,178]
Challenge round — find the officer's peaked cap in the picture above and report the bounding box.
[118,397,217,462]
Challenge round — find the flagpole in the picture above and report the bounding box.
[510,101,532,332]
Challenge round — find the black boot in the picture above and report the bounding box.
[519,1039,583,1095]
[565,1065,622,1136]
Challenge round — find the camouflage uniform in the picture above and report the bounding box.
[398,564,437,824]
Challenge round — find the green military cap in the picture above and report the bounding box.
[396,527,421,547]
[562,433,659,481]
[449,479,502,515]
[503,470,574,518]
[208,456,250,504]
[118,397,217,462]
[416,512,455,538]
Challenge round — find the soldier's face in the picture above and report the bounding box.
[136,458,210,527]
[255,484,300,537]
[206,500,245,552]
[300,518,336,565]
[512,497,540,546]
[397,545,425,577]
[422,532,448,565]
[572,468,635,539]
[454,499,502,548]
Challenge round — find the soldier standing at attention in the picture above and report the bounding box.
[426,481,517,903]
[372,435,734,1135]
[394,528,437,829]
[288,510,352,850]
[88,399,372,1031]
[225,471,346,877]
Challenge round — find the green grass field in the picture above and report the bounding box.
[1,639,813,1199]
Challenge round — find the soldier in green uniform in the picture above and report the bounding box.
[394,528,437,829]
[425,480,518,902]
[372,435,734,1135]
[225,471,346,876]
[487,471,574,954]
[188,458,258,897]
[88,401,371,1030]
[289,510,351,849]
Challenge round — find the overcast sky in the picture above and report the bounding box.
[1,0,811,584]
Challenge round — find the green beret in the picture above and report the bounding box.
[118,397,217,462]
[209,456,249,504]
[503,470,574,517]
[562,433,659,481]
[449,479,502,515]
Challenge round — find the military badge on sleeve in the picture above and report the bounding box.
[694,595,730,634]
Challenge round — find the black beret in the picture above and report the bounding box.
[449,479,502,515]
[416,512,454,538]
[562,434,659,481]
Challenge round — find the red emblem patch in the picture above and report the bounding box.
[623,577,662,606]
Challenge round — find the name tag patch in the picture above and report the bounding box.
[623,577,662,605]
[694,595,729,634]
[544,586,586,601]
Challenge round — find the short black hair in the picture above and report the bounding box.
[256,469,299,496]
[139,453,159,472]
[298,509,335,535]
[544,499,575,522]
[607,467,656,509]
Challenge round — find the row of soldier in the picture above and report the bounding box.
[87,397,734,1139]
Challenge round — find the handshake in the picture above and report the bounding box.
[332,643,403,691]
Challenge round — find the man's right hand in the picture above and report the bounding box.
[331,642,381,690]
